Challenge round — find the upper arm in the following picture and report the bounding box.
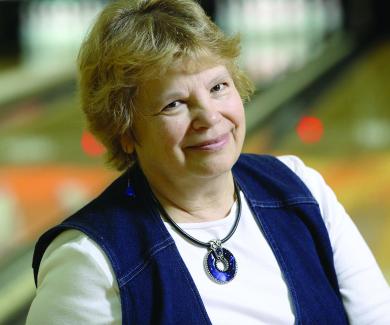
[278,155,390,324]
[27,229,121,324]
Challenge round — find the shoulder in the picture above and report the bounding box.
[276,155,323,183]
[276,155,337,226]
[276,154,328,196]
[235,153,318,203]
[237,153,336,228]
[237,153,313,181]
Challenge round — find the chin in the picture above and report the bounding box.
[189,151,239,178]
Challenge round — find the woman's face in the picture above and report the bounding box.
[125,64,246,183]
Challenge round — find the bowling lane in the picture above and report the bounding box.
[244,40,390,280]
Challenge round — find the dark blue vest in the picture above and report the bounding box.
[32,154,349,324]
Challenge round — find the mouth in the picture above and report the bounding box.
[186,133,230,151]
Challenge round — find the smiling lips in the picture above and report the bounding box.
[187,133,230,151]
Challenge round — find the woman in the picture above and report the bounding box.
[27,0,390,324]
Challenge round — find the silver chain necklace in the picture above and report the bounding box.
[149,180,241,284]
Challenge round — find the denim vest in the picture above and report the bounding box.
[32,154,349,324]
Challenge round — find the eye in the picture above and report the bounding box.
[211,83,228,93]
[162,100,182,112]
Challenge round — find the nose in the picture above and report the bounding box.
[191,101,222,130]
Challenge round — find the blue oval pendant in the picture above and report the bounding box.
[204,247,237,284]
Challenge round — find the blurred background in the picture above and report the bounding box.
[0,0,388,323]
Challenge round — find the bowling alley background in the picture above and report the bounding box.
[0,0,388,323]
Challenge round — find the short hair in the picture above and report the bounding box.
[78,0,254,171]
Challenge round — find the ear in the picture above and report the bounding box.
[120,134,135,154]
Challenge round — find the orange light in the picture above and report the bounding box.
[296,116,324,143]
[81,131,106,156]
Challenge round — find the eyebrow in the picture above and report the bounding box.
[162,91,187,102]
[208,71,231,87]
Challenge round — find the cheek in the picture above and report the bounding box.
[226,95,245,126]
[158,118,189,147]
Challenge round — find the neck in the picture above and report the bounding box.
[144,171,236,223]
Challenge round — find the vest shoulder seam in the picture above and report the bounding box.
[117,237,175,287]
[49,223,175,289]
[249,197,319,208]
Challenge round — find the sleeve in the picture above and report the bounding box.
[26,229,122,325]
[278,155,390,325]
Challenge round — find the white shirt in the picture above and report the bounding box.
[27,156,390,324]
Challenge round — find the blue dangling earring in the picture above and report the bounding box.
[126,176,135,197]
[124,151,136,197]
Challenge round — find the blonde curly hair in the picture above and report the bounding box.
[78,0,254,171]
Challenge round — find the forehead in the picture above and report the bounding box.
[140,53,229,90]
[160,64,229,87]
